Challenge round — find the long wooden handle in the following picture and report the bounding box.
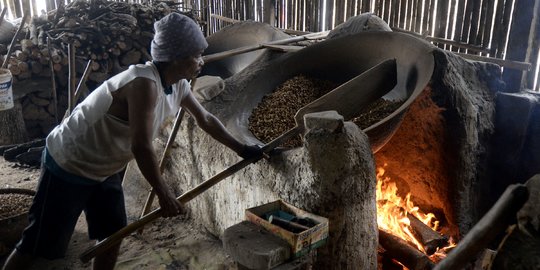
[2,14,28,69]
[79,126,300,262]
[433,184,528,270]
[202,31,329,63]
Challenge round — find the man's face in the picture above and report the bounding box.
[175,51,205,79]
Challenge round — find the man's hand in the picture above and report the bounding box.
[156,188,186,217]
[239,144,264,160]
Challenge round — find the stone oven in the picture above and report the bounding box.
[123,29,540,269]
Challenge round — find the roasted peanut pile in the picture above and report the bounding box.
[249,75,338,147]
[351,98,403,129]
[249,75,403,147]
[0,193,34,220]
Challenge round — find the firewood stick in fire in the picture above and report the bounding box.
[433,184,529,270]
[407,213,449,255]
[379,229,435,270]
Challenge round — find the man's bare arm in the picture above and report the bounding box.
[125,78,184,217]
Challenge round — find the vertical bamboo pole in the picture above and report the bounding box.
[436,0,449,42]
[496,0,514,59]
[297,0,302,31]
[333,0,342,26]
[389,0,397,27]
[325,0,333,30]
[405,0,413,31]
[414,0,422,33]
[468,0,482,49]
[294,0,299,30]
[420,0,431,34]
[362,0,369,12]
[398,0,406,29]
[445,0,456,50]
[382,0,390,24]
[288,0,293,29]
[345,0,353,20]
[410,0,418,32]
[45,0,54,12]
[475,0,489,51]
[525,0,539,90]
[461,0,475,52]
[453,0,466,51]
[481,0,496,55]
[313,0,318,31]
[0,6,6,25]
[67,43,76,116]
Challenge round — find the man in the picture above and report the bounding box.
[2,12,262,270]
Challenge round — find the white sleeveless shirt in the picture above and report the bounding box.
[46,61,189,182]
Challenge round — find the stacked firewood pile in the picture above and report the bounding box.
[1,0,198,140]
[8,0,192,85]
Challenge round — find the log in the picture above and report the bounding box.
[3,138,45,161]
[407,213,449,255]
[433,184,529,270]
[379,229,435,270]
[15,146,44,167]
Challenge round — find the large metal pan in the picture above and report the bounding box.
[226,31,435,152]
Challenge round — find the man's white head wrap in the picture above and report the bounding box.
[151,13,208,62]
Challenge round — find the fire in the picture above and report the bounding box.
[376,166,454,259]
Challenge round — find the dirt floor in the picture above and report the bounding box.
[0,157,237,270]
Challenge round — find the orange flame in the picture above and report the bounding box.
[376,166,455,259]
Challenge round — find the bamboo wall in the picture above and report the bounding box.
[1,0,539,91]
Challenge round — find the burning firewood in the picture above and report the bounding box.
[379,229,435,270]
[407,213,449,255]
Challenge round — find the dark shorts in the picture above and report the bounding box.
[16,166,127,259]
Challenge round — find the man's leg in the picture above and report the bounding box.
[92,241,122,270]
[3,166,91,269]
[2,249,34,270]
[85,172,127,270]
